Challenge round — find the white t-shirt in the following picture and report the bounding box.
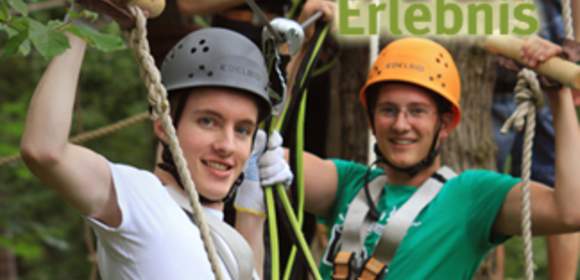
[87,162,240,280]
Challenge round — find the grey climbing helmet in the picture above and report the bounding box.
[161,27,272,121]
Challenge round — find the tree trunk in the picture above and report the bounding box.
[0,247,18,280]
[327,45,370,162]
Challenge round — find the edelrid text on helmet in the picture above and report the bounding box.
[360,37,462,130]
[161,27,272,122]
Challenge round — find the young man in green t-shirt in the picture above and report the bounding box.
[294,36,580,279]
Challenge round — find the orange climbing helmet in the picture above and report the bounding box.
[359,37,462,130]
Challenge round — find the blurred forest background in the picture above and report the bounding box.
[1,1,579,279]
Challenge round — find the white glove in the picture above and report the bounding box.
[259,131,293,188]
[234,130,294,216]
[234,130,268,216]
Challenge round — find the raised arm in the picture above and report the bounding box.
[494,37,580,236]
[20,33,118,225]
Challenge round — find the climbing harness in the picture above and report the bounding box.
[166,186,256,280]
[333,167,457,280]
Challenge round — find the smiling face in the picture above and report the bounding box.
[372,82,451,169]
[157,87,258,201]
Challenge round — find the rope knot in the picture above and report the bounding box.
[500,68,544,134]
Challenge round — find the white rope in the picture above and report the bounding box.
[126,7,223,279]
[500,68,544,280]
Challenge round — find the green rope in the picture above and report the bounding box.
[265,21,329,280]
[278,25,329,280]
[276,184,322,280]
[283,90,308,280]
[265,188,280,279]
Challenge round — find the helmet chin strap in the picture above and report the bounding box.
[374,122,443,177]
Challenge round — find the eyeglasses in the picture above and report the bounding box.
[375,104,436,121]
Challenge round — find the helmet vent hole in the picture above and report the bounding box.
[199,65,205,70]
[436,58,441,63]
[429,76,434,81]
[439,53,444,58]
[177,44,183,49]
[191,47,197,53]
[444,63,448,68]
[207,71,213,77]
[203,46,210,52]
[188,73,194,78]
[170,53,175,59]
[441,83,446,87]
[437,73,442,79]
[199,39,206,45]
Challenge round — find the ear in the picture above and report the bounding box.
[153,119,169,143]
[438,112,453,140]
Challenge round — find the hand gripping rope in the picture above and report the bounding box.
[498,2,577,278]
[125,7,224,280]
[499,68,543,280]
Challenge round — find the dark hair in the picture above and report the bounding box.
[167,88,192,127]
[165,86,267,127]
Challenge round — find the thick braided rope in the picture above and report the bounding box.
[69,111,149,143]
[0,154,20,167]
[0,112,150,167]
[125,7,223,279]
[500,69,543,280]
[562,0,574,40]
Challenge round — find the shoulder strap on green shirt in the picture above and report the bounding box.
[372,166,457,264]
[339,166,457,272]
[342,175,387,254]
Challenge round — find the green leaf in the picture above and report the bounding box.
[66,24,125,52]
[2,30,27,58]
[19,38,31,56]
[79,9,99,22]
[0,1,10,21]
[27,18,69,59]
[9,16,29,33]
[8,0,28,16]
[46,19,65,30]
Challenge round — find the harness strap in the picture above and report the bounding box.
[341,175,387,254]
[166,187,255,280]
[372,166,457,264]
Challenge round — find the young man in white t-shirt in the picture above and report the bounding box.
[19,20,292,280]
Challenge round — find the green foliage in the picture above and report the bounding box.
[0,0,125,60]
[0,15,154,278]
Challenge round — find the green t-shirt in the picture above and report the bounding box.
[318,159,520,280]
